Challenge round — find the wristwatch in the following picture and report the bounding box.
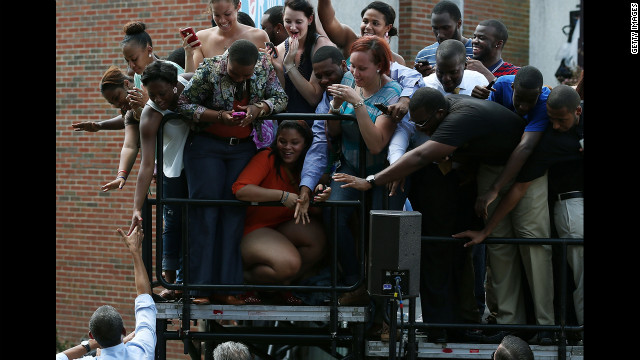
[365,174,376,187]
[253,101,268,117]
[81,340,91,353]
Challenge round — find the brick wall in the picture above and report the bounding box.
[56,1,529,359]
[397,0,529,66]
[56,2,211,359]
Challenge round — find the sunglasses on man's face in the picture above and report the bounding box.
[411,110,438,128]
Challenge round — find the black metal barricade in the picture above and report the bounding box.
[147,112,369,360]
[144,112,584,360]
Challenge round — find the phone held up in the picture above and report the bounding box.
[485,80,496,90]
[374,102,389,115]
[265,42,278,58]
[180,27,201,47]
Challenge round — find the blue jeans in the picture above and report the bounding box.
[162,170,188,283]
[183,134,256,296]
[325,159,406,286]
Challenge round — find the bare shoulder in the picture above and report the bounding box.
[239,24,270,45]
[392,52,406,66]
[195,27,215,40]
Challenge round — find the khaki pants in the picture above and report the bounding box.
[478,163,554,325]
[554,197,584,325]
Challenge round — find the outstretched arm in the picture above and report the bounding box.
[453,181,532,247]
[332,140,456,191]
[117,226,151,296]
[72,114,125,132]
[129,107,162,235]
[101,118,139,192]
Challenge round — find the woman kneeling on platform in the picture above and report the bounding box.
[233,120,331,305]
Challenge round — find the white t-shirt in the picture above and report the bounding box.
[423,69,489,96]
[146,75,190,178]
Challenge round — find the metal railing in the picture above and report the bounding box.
[143,112,584,360]
[393,236,583,360]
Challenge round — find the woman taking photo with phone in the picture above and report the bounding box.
[182,0,270,73]
[324,36,401,305]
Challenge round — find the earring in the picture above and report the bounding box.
[173,87,177,94]
[149,53,153,57]
[376,69,380,73]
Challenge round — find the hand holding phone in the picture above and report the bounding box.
[265,41,278,58]
[485,80,496,90]
[374,102,389,114]
[180,27,201,47]
[414,59,435,77]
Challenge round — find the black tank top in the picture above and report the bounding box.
[283,33,323,127]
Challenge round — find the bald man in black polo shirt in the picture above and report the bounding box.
[332,87,527,342]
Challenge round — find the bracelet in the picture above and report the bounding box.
[284,65,296,74]
[254,101,267,117]
[329,100,341,114]
[217,110,223,122]
[353,100,365,110]
[117,176,126,180]
[280,190,285,202]
[280,191,290,204]
[118,169,128,175]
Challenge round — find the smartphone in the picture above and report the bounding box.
[264,41,278,58]
[180,27,201,47]
[374,102,389,114]
[232,111,246,119]
[415,57,433,67]
[485,80,496,90]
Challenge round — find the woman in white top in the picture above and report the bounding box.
[128,60,192,300]
[102,21,184,192]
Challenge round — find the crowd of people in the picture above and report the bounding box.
[68,0,584,354]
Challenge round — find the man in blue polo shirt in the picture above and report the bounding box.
[468,65,555,345]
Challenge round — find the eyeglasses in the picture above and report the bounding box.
[411,110,438,129]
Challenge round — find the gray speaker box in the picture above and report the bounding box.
[367,210,421,297]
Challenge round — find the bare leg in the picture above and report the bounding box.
[241,227,302,285]
[277,216,327,282]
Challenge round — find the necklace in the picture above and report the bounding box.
[232,80,247,101]
[359,75,382,100]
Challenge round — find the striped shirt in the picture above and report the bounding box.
[488,59,520,77]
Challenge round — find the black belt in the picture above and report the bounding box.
[198,132,252,145]
[558,191,583,201]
